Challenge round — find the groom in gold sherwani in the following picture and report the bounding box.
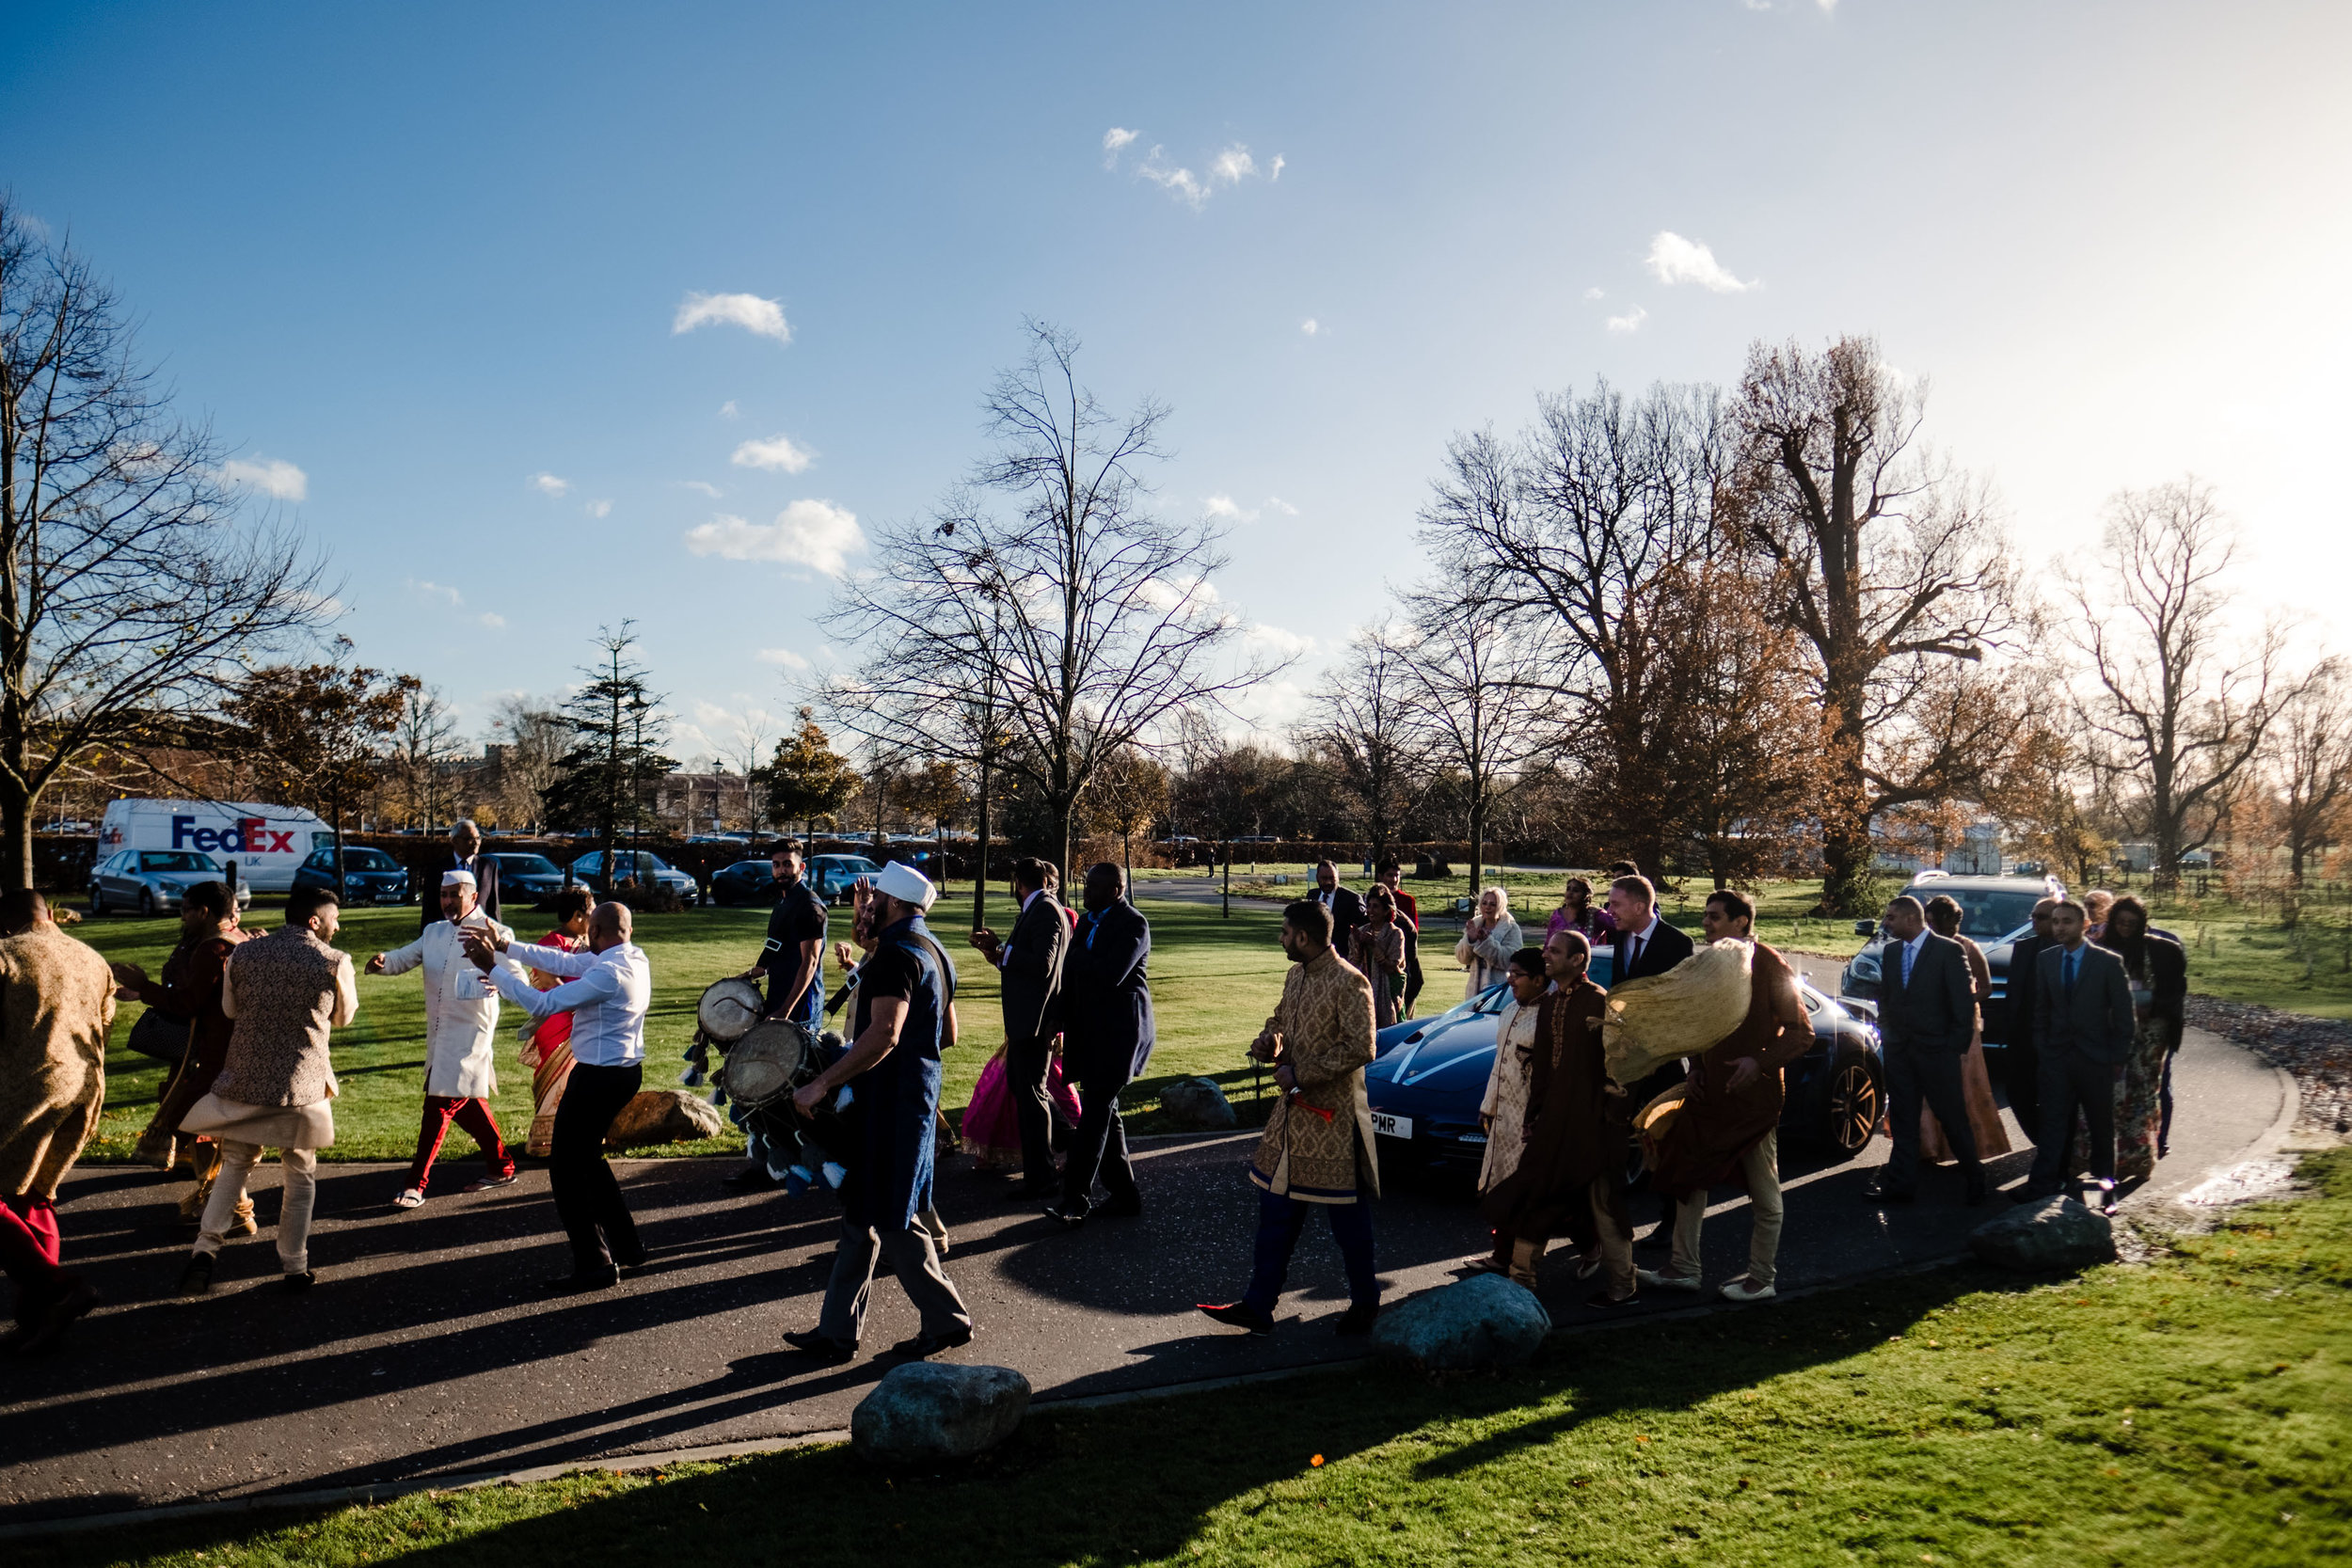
[1199,897,1381,1337]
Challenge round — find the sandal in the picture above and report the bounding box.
[392,1188,425,1210]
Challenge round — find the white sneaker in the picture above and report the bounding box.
[1635,1267,1702,1292]
[1719,1276,1777,1304]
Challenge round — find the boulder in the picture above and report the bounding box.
[1372,1274,1551,1372]
[1158,1076,1237,1130]
[603,1089,726,1149]
[1968,1194,2118,1273]
[851,1363,1031,1465]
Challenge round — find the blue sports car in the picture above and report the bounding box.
[1364,946,1884,1180]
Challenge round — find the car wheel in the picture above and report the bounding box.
[138,888,156,917]
[89,887,104,915]
[1823,1049,1882,1159]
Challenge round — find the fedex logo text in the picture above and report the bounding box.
[170,816,295,855]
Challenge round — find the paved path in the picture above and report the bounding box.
[0,1026,2293,1525]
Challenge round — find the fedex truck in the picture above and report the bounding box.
[98,800,334,894]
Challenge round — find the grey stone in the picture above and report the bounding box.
[1968,1194,2118,1273]
[603,1089,726,1149]
[851,1363,1031,1465]
[1371,1273,1551,1371]
[1159,1076,1237,1130]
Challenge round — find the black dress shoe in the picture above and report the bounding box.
[539,1267,619,1293]
[783,1329,858,1364]
[722,1164,779,1192]
[1584,1289,1639,1309]
[1861,1180,1915,1204]
[279,1270,316,1293]
[1334,1303,1379,1337]
[1099,1193,1144,1218]
[889,1324,976,1358]
[1197,1301,1275,1335]
[2010,1185,2056,1205]
[1042,1202,1088,1227]
[177,1253,215,1296]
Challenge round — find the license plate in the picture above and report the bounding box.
[1371,1111,1412,1140]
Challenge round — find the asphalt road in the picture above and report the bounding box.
[0,1024,2293,1525]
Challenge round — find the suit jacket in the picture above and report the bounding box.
[1612,917,1695,985]
[1316,885,1366,958]
[421,851,501,932]
[998,890,1071,1041]
[2036,942,2138,1066]
[2003,932,2054,1050]
[1875,930,1977,1055]
[1059,898,1154,1085]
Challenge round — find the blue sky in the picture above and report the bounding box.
[7,1,2347,762]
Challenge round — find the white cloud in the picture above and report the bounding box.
[719,400,740,419]
[1264,496,1299,516]
[1300,318,1320,336]
[1582,286,1606,301]
[1212,145,1257,183]
[683,500,865,577]
[585,499,612,518]
[1102,126,1139,167]
[530,471,570,497]
[673,291,793,344]
[1270,154,1285,182]
[1136,574,1222,615]
[218,456,308,501]
[1605,305,1648,334]
[755,648,812,670]
[679,480,724,499]
[1244,624,1315,657]
[1204,494,1253,523]
[478,611,507,629]
[731,433,817,473]
[1644,231,1758,293]
[1134,139,1280,209]
[1137,151,1211,210]
[409,578,464,607]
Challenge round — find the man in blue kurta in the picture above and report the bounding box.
[783,862,973,1362]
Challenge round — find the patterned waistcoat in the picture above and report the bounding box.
[214,928,346,1107]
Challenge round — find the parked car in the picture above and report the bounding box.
[1839,872,2066,1047]
[291,846,412,907]
[88,849,255,916]
[807,853,883,902]
[709,859,785,906]
[485,851,569,904]
[1365,946,1884,1180]
[566,850,700,902]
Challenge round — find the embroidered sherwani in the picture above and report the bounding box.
[1248,948,1380,1205]
[378,912,521,1099]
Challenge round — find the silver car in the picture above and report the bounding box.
[89,849,255,916]
[566,849,700,902]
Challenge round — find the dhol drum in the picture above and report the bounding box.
[697,977,767,1044]
[723,1019,819,1110]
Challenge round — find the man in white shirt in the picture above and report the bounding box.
[370,870,521,1210]
[464,901,651,1291]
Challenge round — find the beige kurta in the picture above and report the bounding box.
[0,925,118,1200]
[1249,948,1381,1205]
[1477,997,1542,1192]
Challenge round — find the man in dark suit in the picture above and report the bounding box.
[1999,897,2060,1146]
[1311,861,1366,966]
[1866,894,1988,1205]
[1046,863,1156,1227]
[2021,897,2137,1212]
[422,820,499,933]
[968,857,1071,1196]
[1604,873,1696,1246]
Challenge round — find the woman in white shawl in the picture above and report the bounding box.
[1470,947,1549,1275]
[1454,886,1522,1000]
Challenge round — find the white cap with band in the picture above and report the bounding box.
[441,869,478,889]
[875,861,936,911]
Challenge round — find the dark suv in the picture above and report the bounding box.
[1839,872,2065,1048]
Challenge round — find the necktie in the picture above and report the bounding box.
[1901,940,1915,988]
[1627,934,1643,971]
[2064,948,2079,996]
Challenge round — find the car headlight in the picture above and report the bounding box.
[1851,953,1881,982]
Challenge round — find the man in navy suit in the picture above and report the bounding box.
[1866,895,1987,1205]
[1046,863,1155,1227]
[1605,873,1696,1247]
[2019,897,2137,1212]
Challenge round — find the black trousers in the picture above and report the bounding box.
[1882,1046,1980,1192]
[1004,1035,1058,1186]
[1059,1077,1136,1212]
[2005,1035,2042,1145]
[2030,1048,2118,1189]
[552,1061,644,1271]
[1402,927,1424,1015]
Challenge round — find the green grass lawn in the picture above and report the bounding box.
[27,1152,2352,1566]
[72,893,1302,1164]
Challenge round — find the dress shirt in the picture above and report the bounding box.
[484,940,649,1066]
[1000,886,1042,968]
[1899,928,1929,987]
[1624,913,1661,969]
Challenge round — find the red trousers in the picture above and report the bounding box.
[1,1196,67,1318]
[406,1097,514,1193]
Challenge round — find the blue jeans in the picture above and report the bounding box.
[1241,1188,1377,1317]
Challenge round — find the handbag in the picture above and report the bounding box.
[127,1006,194,1063]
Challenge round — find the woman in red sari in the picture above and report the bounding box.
[518,889,594,1159]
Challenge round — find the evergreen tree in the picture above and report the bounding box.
[541,624,674,890]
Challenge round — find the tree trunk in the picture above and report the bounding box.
[1221,840,1232,920]
[1468,787,1486,909]
[973,753,992,933]
[0,774,31,894]
[1054,798,1075,895]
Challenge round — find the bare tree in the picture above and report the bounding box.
[2265,657,2352,899]
[389,685,464,828]
[228,653,414,886]
[1084,740,1170,884]
[821,322,1280,876]
[1397,578,1553,900]
[0,198,335,885]
[2067,479,2280,894]
[1301,619,1431,865]
[486,695,567,831]
[1733,336,2017,912]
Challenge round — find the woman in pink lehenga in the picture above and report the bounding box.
[1920,895,2014,1164]
[517,890,594,1160]
[961,1041,1083,1168]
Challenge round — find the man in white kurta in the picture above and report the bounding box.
[369,870,524,1209]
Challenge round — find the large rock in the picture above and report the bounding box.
[1372,1274,1551,1372]
[603,1089,726,1149]
[1969,1194,2118,1273]
[851,1363,1031,1465]
[1158,1076,1237,1130]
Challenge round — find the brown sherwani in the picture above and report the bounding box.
[1481,977,1615,1240]
[1248,948,1380,1205]
[1646,941,1811,1200]
[133,932,246,1160]
[0,926,118,1201]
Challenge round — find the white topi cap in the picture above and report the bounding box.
[874,861,936,911]
[441,869,478,889]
